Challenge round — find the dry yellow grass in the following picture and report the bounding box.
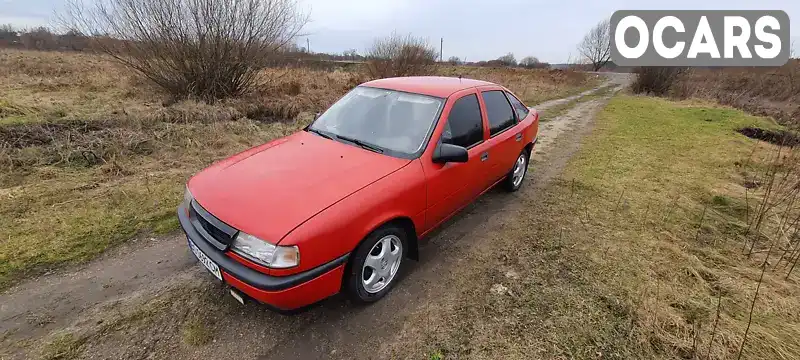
[436,65,599,105]
[0,49,599,289]
[674,60,800,128]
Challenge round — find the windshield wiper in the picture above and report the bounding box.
[307,128,334,140]
[335,134,384,154]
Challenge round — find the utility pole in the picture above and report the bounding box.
[307,38,310,54]
[440,37,443,62]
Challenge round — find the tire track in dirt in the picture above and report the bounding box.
[0,74,630,360]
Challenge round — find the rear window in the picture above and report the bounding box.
[482,90,516,136]
[505,92,530,120]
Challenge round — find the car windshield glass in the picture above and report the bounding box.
[309,87,444,156]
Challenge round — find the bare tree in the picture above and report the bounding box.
[578,19,611,71]
[520,56,548,69]
[447,56,461,65]
[343,48,359,60]
[61,0,307,101]
[0,24,20,47]
[366,32,437,78]
[497,52,517,67]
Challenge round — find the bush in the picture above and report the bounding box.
[631,67,686,96]
[497,53,517,67]
[672,61,800,127]
[366,33,437,78]
[519,56,549,69]
[63,0,307,102]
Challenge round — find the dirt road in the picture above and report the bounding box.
[0,74,629,360]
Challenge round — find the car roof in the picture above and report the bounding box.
[361,76,496,98]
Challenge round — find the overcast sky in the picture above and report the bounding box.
[2,0,798,63]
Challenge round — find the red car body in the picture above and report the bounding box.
[178,77,539,310]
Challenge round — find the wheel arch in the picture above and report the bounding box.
[341,216,420,293]
[352,216,420,261]
[524,141,534,156]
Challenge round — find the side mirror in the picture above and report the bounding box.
[432,143,468,164]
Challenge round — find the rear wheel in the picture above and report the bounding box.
[345,224,407,303]
[502,149,529,192]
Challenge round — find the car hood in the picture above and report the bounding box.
[189,131,410,243]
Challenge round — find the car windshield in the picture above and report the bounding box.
[308,86,444,156]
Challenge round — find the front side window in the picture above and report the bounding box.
[441,94,484,148]
[309,87,444,157]
[482,90,516,136]
[505,92,530,120]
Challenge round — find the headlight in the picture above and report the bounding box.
[183,186,193,208]
[232,232,299,268]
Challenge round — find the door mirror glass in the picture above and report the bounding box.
[432,143,469,164]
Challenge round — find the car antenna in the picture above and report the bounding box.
[458,74,462,82]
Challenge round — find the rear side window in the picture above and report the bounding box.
[441,94,483,148]
[482,90,516,136]
[505,92,530,120]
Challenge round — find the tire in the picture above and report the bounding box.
[345,224,408,303]
[502,149,529,192]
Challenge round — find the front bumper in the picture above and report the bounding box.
[178,203,349,310]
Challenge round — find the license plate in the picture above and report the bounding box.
[188,238,223,281]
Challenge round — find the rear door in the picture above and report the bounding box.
[479,88,525,183]
[421,90,492,229]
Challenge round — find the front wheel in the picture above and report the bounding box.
[502,149,529,192]
[345,225,407,303]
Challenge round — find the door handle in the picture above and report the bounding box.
[515,133,523,142]
[480,152,489,161]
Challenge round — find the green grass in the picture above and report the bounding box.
[181,316,212,346]
[385,95,800,359]
[428,350,444,360]
[568,97,774,201]
[39,332,85,360]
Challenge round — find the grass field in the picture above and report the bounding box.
[0,49,601,290]
[386,95,800,359]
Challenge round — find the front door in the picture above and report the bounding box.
[422,92,491,229]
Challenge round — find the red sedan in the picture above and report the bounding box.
[178,76,539,310]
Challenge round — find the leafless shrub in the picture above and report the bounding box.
[61,0,307,102]
[519,56,549,69]
[0,24,20,47]
[20,27,57,51]
[366,32,437,78]
[497,53,517,67]
[578,19,611,71]
[447,56,461,65]
[671,61,800,127]
[631,67,686,96]
[743,145,797,252]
